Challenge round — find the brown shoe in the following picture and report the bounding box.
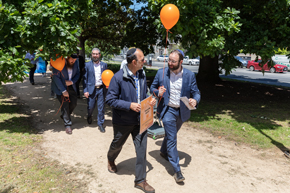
[65,126,72,135]
[108,160,117,173]
[135,181,155,193]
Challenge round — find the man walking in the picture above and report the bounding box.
[83,48,107,133]
[51,54,80,134]
[150,49,201,183]
[106,48,156,193]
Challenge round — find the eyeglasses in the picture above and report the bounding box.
[168,59,178,64]
[92,53,100,55]
[137,58,145,62]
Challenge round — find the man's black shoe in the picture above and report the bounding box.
[31,82,35,85]
[174,171,185,183]
[160,152,169,161]
[98,125,105,133]
[87,116,92,124]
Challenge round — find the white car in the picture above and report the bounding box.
[157,55,169,62]
[183,56,200,65]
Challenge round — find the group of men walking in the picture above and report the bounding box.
[49,47,201,193]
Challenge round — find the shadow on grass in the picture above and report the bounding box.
[190,80,290,152]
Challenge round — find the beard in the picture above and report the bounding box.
[66,60,74,68]
[92,57,99,63]
[169,62,181,71]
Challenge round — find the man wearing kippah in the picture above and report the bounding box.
[150,49,201,183]
[51,54,80,134]
[106,48,156,193]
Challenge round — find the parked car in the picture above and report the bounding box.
[246,60,288,73]
[157,55,168,62]
[183,56,200,65]
[234,56,248,68]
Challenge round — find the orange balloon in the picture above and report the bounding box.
[101,70,114,87]
[50,55,65,71]
[160,4,180,30]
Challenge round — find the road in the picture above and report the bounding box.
[112,57,290,88]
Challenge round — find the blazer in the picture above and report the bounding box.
[51,60,80,96]
[106,65,147,125]
[150,67,201,122]
[83,60,108,95]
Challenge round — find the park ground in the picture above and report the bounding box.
[1,72,290,193]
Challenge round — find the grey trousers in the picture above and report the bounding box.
[107,124,148,183]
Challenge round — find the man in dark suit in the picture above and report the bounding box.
[76,50,85,98]
[106,48,156,193]
[83,48,107,133]
[51,54,80,134]
[150,49,201,183]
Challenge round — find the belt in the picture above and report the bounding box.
[95,85,103,89]
[168,105,180,109]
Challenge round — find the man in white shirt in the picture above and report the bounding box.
[150,49,201,183]
[83,48,108,133]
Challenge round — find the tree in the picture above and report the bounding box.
[0,0,160,84]
[149,0,290,82]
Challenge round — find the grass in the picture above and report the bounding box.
[188,80,290,150]
[0,85,87,192]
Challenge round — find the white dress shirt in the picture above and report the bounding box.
[168,69,183,108]
[128,69,141,104]
[67,68,73,81]
[94,62,102,86]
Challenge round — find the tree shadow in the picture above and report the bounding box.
[114,157,153,176]
[194,80,290,153]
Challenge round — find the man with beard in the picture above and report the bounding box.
[51,54,80,134]
[150,49,201,183]
[83,48,107,133]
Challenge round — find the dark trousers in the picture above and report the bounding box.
[56,86,78,127]
[161,107,183,173]
[75,72,83,97]
[108,124,148,183]
[87,87,105,126]
[29,64,36,83]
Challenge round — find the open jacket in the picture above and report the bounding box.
[106,65,147,125]
[150,67,201,122]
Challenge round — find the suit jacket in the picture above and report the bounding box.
[150,67,201,122]
[83,60,108,95]
[51,60,80,95]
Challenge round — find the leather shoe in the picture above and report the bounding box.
[87,116,92,124]
[108,160,117,173]
[160,152,169,161]
[135,181,155,193]
[174,171,185,183]
[65,126,72,135]
[98,125,105,133]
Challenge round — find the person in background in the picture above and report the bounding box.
[25,51,38,85]
[106,48,156,193]
[76,50,85,98]
[150,49,201,183]
[83,48,107,133]
[51,54,80,134]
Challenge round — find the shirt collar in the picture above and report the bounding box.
[94,61,100,66]
[170,67,183,76]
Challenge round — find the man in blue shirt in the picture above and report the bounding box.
[25,52,38,85]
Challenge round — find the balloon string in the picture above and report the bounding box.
[152,88,166,115]
[162,29,169,85]
[51,71,71,116]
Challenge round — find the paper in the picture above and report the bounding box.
[180,96,196,110]
[140,95,154,134]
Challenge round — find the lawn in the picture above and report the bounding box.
[0,86,87,192]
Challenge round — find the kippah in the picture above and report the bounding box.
[126,48,137,57]
[176,49,185,57]
[70,53,78,58]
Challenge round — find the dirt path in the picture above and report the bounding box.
[4,73,290,193]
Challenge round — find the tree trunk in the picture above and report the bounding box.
[78,36,85,58]
[196,55,221,83]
